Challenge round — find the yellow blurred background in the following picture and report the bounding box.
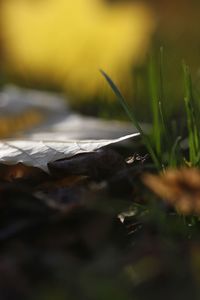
[0,0,155,100]
[1,0,200,113]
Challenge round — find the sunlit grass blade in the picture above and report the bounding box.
[148,48,171,161]
[100,69,161,169]
[100,70,141,131]
[158,101,168,139]
[100,70,144,134]
[148,53,161,155]
[169,136,182,167]
[159,46,165,103]
[158,47,170,142]
[183,62,200,165]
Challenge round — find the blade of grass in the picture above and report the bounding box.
[148,54,161,155]
[100,69,161,169]
[158,101,168,141]
[100,70,142,132]
[159,46,165,103]
[158,47,169,140]
[183,62,200,165]
[169,136,182,167]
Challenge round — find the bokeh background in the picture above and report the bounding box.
[1,2,200,300]
[1,0,200,118]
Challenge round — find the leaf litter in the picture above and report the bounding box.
[0,86,152,299]
[0,133,139,172]
[0,87,199,299]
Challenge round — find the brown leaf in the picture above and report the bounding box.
[143,168,200,215]
[0,109,44,138]
[48,149,126,180]
[0,163,47,183]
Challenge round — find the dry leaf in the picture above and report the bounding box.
[143,168,200,215]
[0,133,139,172]
[48,149,126,180]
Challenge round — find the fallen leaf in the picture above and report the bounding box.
[48,149,126,180]
[143,168,200,215]
[0,109,43,138]
[0,133,139,172]
[0,163,47,182]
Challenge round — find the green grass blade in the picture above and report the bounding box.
[148,54,161,155]
[183,62,200,165]
[100,70,145,135]
[100,70,142,133]
[100,69,161,169]
[159,46,165,103]
[158,47,170,141]
[169,136,182,167]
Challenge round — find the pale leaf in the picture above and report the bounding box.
[0,133,139,172]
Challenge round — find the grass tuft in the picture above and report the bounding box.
[101,51,200,170]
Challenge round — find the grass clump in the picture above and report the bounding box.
[101,49,200,171]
